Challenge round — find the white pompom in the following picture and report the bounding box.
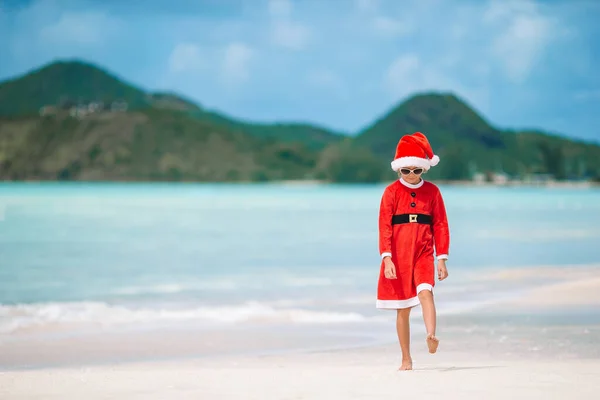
[430,154,440,166]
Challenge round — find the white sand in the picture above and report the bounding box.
[480,264,600,310]
[2,347,600,400]
[472,263,600,283]
[503,276,600,307]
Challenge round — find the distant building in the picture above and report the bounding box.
[40,99,128,119]
[111,100,128,112]
[88,101,104,112]
[472,172,486,184]
[491,172,509,185]
[523,173,556,184]
[39,105,58,116]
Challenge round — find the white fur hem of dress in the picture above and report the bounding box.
[376,297,420,309]
[376,285,433,309]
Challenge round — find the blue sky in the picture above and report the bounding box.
[1,0,599,142]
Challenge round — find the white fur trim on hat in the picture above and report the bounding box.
[391,156,432,171]
[430,155,440,166]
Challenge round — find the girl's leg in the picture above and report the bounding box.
[396,307,412,370]
[418,289,439,353]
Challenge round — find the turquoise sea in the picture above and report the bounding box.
[1,182,600,367]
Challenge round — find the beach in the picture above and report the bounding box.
[2,263,600,399]
[2,348,600,400]
[1,182,600,398]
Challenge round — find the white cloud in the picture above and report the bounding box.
[306,68,348,99]
[356,0,380,13]
[354,1,412,38]
[493,15,552,82]
[307,69,339,86]
[385,54,421,94]
[372,16,412,37]
[483,0,537,23]
[39,11,121,45]
[168,43,205,73]
[384,53,489,113]
[271,21,310,50]
[267,0,310,50]
[221,42,253,85]
[485,0,555,82]
[268,0,293,18]
[449,23,469,40]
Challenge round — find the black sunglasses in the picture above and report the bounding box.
[400,168,424,175]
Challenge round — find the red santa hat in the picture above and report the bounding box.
[390,132,440,171]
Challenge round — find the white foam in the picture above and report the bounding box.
[112,280,239,295]
[110,273,363,296]
[0,301,371,334]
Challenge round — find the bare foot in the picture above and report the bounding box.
[426,334,439,354]
[399,358,413,371]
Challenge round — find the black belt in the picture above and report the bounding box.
[391,213,432,225]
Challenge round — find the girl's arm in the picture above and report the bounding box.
[432,188,450,260]
[378,186,395,259]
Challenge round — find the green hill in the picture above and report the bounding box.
[0,60,343,150]
[0,109,319,182]
[353,92,600,181]
[356,93,503,154]
[148,92,203,112]
[0,60,151,116]
[1,60,599,183]
[189,108,344,150]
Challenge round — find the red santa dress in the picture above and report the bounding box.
[376,132,450,309]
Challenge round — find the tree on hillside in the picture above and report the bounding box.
[315,141,387,183]
[538,142,566,180]
[436,145,470,180]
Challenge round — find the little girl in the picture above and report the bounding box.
[376,132,450,371]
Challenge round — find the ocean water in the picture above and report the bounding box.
[1,182,600,364]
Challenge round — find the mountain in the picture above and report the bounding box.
[499,129,600,181]
[0,109,321,182]
[0,61,152,116]
[148,92,202,112]
[188,108,344,150]
[0,60,343,150]
[1,60,599,183]
[354,93,600,181]
[356,93,503,154]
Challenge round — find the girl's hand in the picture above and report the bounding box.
[437,260,448,281]
[384,258,397,279]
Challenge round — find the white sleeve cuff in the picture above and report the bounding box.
[381,252,392,259]
[437,254,448,260]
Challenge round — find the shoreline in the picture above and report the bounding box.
[1,179,599,188]
[2,264,600,371]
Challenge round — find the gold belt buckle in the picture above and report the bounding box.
[409,214,418,223]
